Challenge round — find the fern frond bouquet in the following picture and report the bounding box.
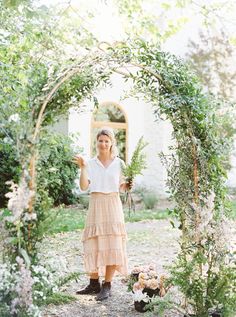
[121,136,148,213]
[122,136,148,187]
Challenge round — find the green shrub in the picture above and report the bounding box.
[142,192,158,209]
[37,132,81,206]
[0,131,81,207]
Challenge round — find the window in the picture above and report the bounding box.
[91,102,128,162]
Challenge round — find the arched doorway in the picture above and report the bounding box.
[90,101,128,162]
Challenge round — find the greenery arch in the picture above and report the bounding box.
[2,39,236,317]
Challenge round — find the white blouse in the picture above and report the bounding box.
[85,156,125,193]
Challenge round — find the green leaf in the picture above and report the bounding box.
[19,248,31,268]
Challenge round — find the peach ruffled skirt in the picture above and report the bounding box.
[82,192,128,277]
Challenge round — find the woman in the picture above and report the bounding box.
[73,127,131,301]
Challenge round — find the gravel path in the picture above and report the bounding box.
[40,218,236,317]
[40,219,181,317]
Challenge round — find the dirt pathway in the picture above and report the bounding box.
[40,218,236,317]
[40,219,181,317]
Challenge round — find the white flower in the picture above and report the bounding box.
[3,136,13,144]
[8,113,20,123]
[23,212,37,221]
[132,290,150,303]
[5,176,34,224]
[48,167,58,172]
[133,282,143,292]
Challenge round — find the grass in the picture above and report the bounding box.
[124,209,169,222]
[44,207,86,235]
[43,206,170,235]
[41,292,77,305]
[229,200,236,219]
[45,199,236,236]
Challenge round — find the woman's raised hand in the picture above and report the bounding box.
[72,155,86,168]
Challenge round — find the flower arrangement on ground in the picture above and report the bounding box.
[127,264,171,313]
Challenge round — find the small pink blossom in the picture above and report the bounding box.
[131,265,143,274]
[10,256,34,315]
[147,278,159,290]
[138,272,149,280]
[5,175,34,224]
[133,282,143,292]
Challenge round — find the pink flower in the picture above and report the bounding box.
[148,264,155,270]
[147,278,158,290]
[148,270,157,278]
[5,174,34,224]
[131,265,143,274]
[133,282,143,292]
[10,257,34,314]
[138,272,148,280]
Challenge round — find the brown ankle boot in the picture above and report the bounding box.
[76,278,101,295]
[95,281,111,301]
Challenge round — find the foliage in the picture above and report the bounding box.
[0,257,41,317]
[108,39,235,316]
[142,192,158,210]
[186,28,236,170]
[0,131,81,208]
[121,136,148,214]
[169,251,236,317]
[122,136,148,182]
[0,131,82,263]
[187,29,236,102]
[37,131,81,206]
[144,293,174,316]
[42,292,76,306]
[0,256,81,316]
[114,0,236,44]
[229,199,236,219]
[0,0,112,270]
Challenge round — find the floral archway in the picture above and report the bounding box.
[1,40,235,317]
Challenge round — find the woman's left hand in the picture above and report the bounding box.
[120,180,133,192]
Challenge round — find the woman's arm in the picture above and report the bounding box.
[79,167,90,191]
[73,156,90,191]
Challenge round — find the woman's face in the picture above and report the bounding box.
[97,134,112,155]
